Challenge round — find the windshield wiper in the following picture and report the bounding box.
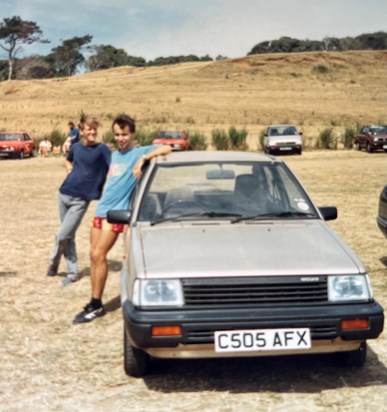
[150,211,242,226]
[231,210,316,224]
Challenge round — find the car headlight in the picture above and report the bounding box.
[132,279,184,307]
[328,275,372,302]
[374,137,379,142]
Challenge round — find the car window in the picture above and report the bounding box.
[0,133,22,141]
[137,161,317,221]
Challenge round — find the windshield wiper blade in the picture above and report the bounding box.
[231,210,316,224]
[151,211,242,226]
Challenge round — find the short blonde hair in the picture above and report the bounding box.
[78,114,100,130]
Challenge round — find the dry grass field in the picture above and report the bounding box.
[0,51,387,411]
[0,50,386,149]
[0,151,387,412]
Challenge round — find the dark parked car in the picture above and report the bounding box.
[0,131,35,159]
[108,151,384,377]
[354,125,387,153]
[377,184,387,238]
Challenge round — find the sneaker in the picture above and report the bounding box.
[72,303,105,324]
[61,274,79,286]
[46,264,58,277]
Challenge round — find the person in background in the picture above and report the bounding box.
[47,114,111,286]
[73,114,172,323]
[68,121,80,147]
[38,137,52,157]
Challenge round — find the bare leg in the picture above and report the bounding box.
[89,227,119,301]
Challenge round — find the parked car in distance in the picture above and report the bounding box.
[354,125,387,153]
[152,130,190,151]
[108,151,384,377]
[0,131,35,159]
[263,124,303,155]
[377,184,387,238]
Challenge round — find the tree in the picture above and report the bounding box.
[45,35,92,77]
[85,44,146,71]
[0,16,48,80]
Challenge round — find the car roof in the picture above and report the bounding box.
[268,124,297,128]
[154,150,283,164]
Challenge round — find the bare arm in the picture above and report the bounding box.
[64,159,73,173]
[133,145,172,179]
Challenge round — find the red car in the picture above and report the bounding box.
[152,130,191,151]
[0,131,35,159]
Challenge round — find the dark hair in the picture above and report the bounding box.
[112,114,136,133]
[68,121,75,128]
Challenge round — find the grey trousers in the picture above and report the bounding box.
[49,192,90,275]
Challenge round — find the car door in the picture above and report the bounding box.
[23,134,33,154]
[358,127,369,148]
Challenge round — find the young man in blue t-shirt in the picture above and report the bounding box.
[73,114,171,323]
[47,115,111,285]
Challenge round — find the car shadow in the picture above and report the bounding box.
[379,256,387,267]
[0,271,17,277]
[143,346,387,393]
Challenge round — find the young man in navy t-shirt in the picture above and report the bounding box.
[47,115,111,285]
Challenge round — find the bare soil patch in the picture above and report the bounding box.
[0,150,386,412]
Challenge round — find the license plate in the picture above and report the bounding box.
[279,147,292,151]
[0,153,9,157]
[383,145,387,149]
[214,328,311,352]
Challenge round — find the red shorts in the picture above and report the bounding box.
[92,217,125,233]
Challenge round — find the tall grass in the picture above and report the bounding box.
[315,128,337,149]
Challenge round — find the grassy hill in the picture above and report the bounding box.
[0,50,386,149]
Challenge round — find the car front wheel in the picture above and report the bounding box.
[124,324,150,377]
[18,150,24,159]
[366,143,373,153]
[355,141,361,151]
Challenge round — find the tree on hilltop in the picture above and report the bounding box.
[85,44,146,71]
[0,16,49,80]
[45,35,92,77]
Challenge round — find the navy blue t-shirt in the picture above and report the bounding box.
[60,142,111,201]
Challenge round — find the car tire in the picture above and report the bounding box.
[18,150,24,159]
[123,324,150,377]
[30,149,36,158]
[297,148,302,155]
[355,141,361,151]
[336,342,367,367]
[366,143,373,153]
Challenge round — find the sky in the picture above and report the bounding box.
[1,0,387,61]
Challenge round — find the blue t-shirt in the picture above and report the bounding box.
[95,145,158,218]
[60,143,111,201]
[69,128,80,146]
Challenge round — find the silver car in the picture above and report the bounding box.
[263,124,303,155]
[108,151,384,377]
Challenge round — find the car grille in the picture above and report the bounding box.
[182,276,328,306]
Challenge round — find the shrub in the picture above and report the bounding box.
[313,65,329,74]
[135,128,157,146]
[189,132,208,150]
[228,126,248,150]
[45,129,66,147]
[259,129,266,151]
[211,129,229,150]
[342,126,356,149]
[316,128,336,149]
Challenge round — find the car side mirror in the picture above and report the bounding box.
[107,210,132,224]
[319,206,337,221]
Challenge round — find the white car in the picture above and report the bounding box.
[108,151,384,377]
[263,124,303,155]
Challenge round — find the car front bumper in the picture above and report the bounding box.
[122,300,384,358]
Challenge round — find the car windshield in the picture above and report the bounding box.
[158,131,183,139]
[137,161,318,223]
[269,126,297,136]
[370,126,387,134]
[0,133,22,141]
